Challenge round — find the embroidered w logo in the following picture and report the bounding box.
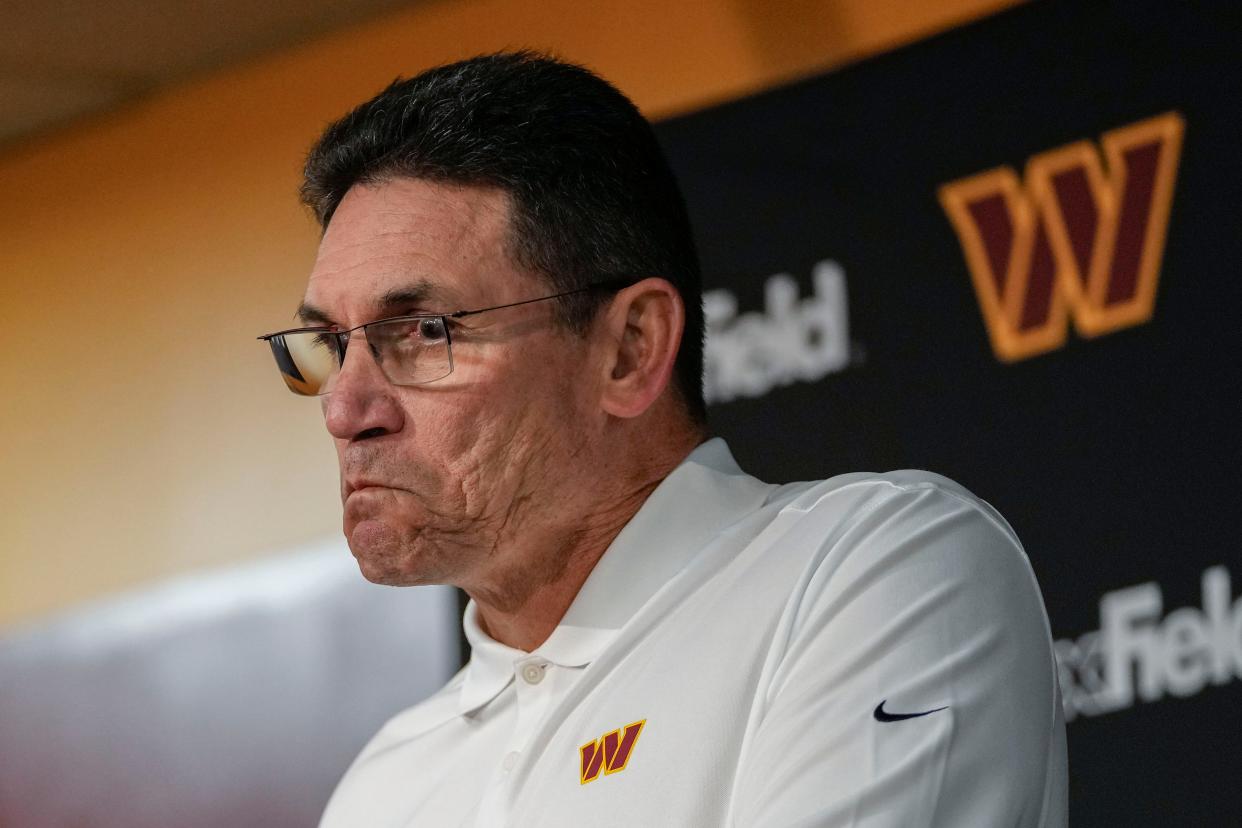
[938,111,1184,362]
[579,719,645,784]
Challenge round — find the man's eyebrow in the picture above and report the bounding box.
[376,279,447,313]
[295,280,449,327]
[296,301,335,327]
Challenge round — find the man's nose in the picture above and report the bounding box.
[323,333,405,441]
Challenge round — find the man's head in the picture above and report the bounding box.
[302,51,705,420]
[294,53,706,599]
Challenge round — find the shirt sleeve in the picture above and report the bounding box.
[728,481,1067,828]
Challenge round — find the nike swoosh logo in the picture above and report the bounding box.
[873,699,948,722]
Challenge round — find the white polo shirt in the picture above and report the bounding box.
[320,439,1067,827]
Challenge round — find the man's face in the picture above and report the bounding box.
[300,178,600,589]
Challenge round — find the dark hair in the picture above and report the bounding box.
[301,51,706,423]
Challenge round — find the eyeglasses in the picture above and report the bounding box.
[258,278,634,396]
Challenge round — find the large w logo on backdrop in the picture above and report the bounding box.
[938,112,1184,362]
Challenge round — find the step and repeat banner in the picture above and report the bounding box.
[655,1,1239,824]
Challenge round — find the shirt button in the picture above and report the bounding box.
[520,662,546,685]
[502,751,519,771]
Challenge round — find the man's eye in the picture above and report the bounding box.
[416,317,448,342]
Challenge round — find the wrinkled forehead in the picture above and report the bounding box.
[300,179,526,326]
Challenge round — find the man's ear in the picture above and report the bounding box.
[596,277,685,419]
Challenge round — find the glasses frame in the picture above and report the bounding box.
[257,276,637,393]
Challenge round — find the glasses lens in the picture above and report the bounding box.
[369,316,454,386]
[266,316,454,396]
[268,332,340,396]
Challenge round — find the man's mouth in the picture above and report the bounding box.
[344,479,391,498]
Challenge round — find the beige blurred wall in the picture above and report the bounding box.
[0,0,1019,625]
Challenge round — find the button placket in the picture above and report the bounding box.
[473,661,555,828]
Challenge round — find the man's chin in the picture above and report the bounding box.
[354,559,425,587]
[346,517,435,586]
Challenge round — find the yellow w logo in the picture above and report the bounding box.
[939,112,1184,362]
[579,720,645,784]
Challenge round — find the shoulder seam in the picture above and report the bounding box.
[785,478,1021,548]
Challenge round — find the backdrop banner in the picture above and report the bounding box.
[654,2,1240,824]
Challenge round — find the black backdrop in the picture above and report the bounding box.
[653,1,1241,824]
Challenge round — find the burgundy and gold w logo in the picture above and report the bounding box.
[579,719,645,785]
[938,111,1184,362]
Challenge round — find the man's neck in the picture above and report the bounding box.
[465,428,704,652]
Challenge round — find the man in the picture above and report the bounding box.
[260,52,1067,826]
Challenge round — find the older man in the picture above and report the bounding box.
[260,53,1066,827]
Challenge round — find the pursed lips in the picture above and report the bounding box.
[344,479,398,498]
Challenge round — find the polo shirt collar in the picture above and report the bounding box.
[458,438,772,715]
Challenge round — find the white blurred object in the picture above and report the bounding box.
[0,539,459,827]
